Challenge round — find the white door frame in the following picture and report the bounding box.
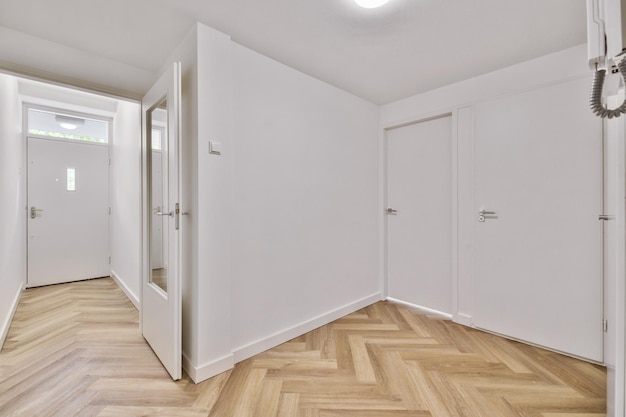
[23,103,113,288]
[604,93,626,416]
[381,110,459,316]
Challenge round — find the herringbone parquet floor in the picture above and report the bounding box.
[0,278,606,417]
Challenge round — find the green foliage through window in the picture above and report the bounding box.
[28,129,108,144]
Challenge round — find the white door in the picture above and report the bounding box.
[386,115,453,313]
[473,77,603,361]
[141,62,182,380]
[27,137,110,287]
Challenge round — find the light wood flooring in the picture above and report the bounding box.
[0,278,606,416]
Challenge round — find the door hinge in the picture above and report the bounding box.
[603,319,608,332]
[108,256,111,265]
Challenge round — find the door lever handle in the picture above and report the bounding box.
[599,214,615,221]
[478,209,497,222]
[387,208,398,215]
[30,206,44,219]
[155,211,174,217]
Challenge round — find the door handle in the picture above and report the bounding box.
[30,206,44,219]
[478,209,497,222]
[387,208,398,215]
[175,203,180,230]
[155,204,180,230]
[599,214,615,220]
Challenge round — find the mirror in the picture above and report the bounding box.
[149,97,168,293]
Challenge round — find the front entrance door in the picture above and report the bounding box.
[27,135,110,287]
[472,77,603,361]
[141,62,182,380]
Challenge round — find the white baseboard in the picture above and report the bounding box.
[385,297,453,319]
[232,292,381,364]
[111,270,140,310]
[0,282,24,351]
[183,352,234,384]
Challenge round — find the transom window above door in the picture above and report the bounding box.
[27,108,109,144]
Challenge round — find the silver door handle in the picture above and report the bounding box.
[155,211,174,217]
[387,208,398,215]
[599,214,615,220]
[30,206,44,219]
[478,209,497,222]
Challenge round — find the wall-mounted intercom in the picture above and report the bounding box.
[587,0,626,118]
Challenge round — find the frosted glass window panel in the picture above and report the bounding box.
[28,108,109,143]
[152,128,162,150]
[67,168,76,191]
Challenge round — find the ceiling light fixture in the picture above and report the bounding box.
[354,0,391,8]
[55,115,85,131]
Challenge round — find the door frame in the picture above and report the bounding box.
[22,103,113,288]
[381,110,459,317]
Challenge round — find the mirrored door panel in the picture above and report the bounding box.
[148,98,168,293]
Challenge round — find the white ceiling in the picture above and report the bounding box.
[0,0,587,104]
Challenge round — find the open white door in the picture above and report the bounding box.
[141,62,182,380]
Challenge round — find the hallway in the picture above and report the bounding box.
[0,278,607,416]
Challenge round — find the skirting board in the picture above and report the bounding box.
[0,282,24,351]
[232,292,382,365]
[183,352,234,384]
[111,270,140,310]
[385,297,453,320]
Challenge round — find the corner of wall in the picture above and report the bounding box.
[110,270,139,310]
[192,21,234,369]
[183,352,234,384]
[232,293,381,365]
[0,281,24,351]
[0,73,26,351]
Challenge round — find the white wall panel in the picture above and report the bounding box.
[0,73,26,348]
[110,100,141,307]
[230,43,380,355]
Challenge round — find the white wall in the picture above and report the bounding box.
[171,23,381,382]
[230,43,381,360]
[163,24,235,381]
[380,43,592,324]
[0,26,155,99]
[380,44,591,126]
[0,73,26,349]
[110,100,142,307]
[193,24,234,376]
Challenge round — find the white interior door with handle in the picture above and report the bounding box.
[141,62,182,380]
[27,136,110,287]
[473,77,603,362]
[386,115,453,313]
